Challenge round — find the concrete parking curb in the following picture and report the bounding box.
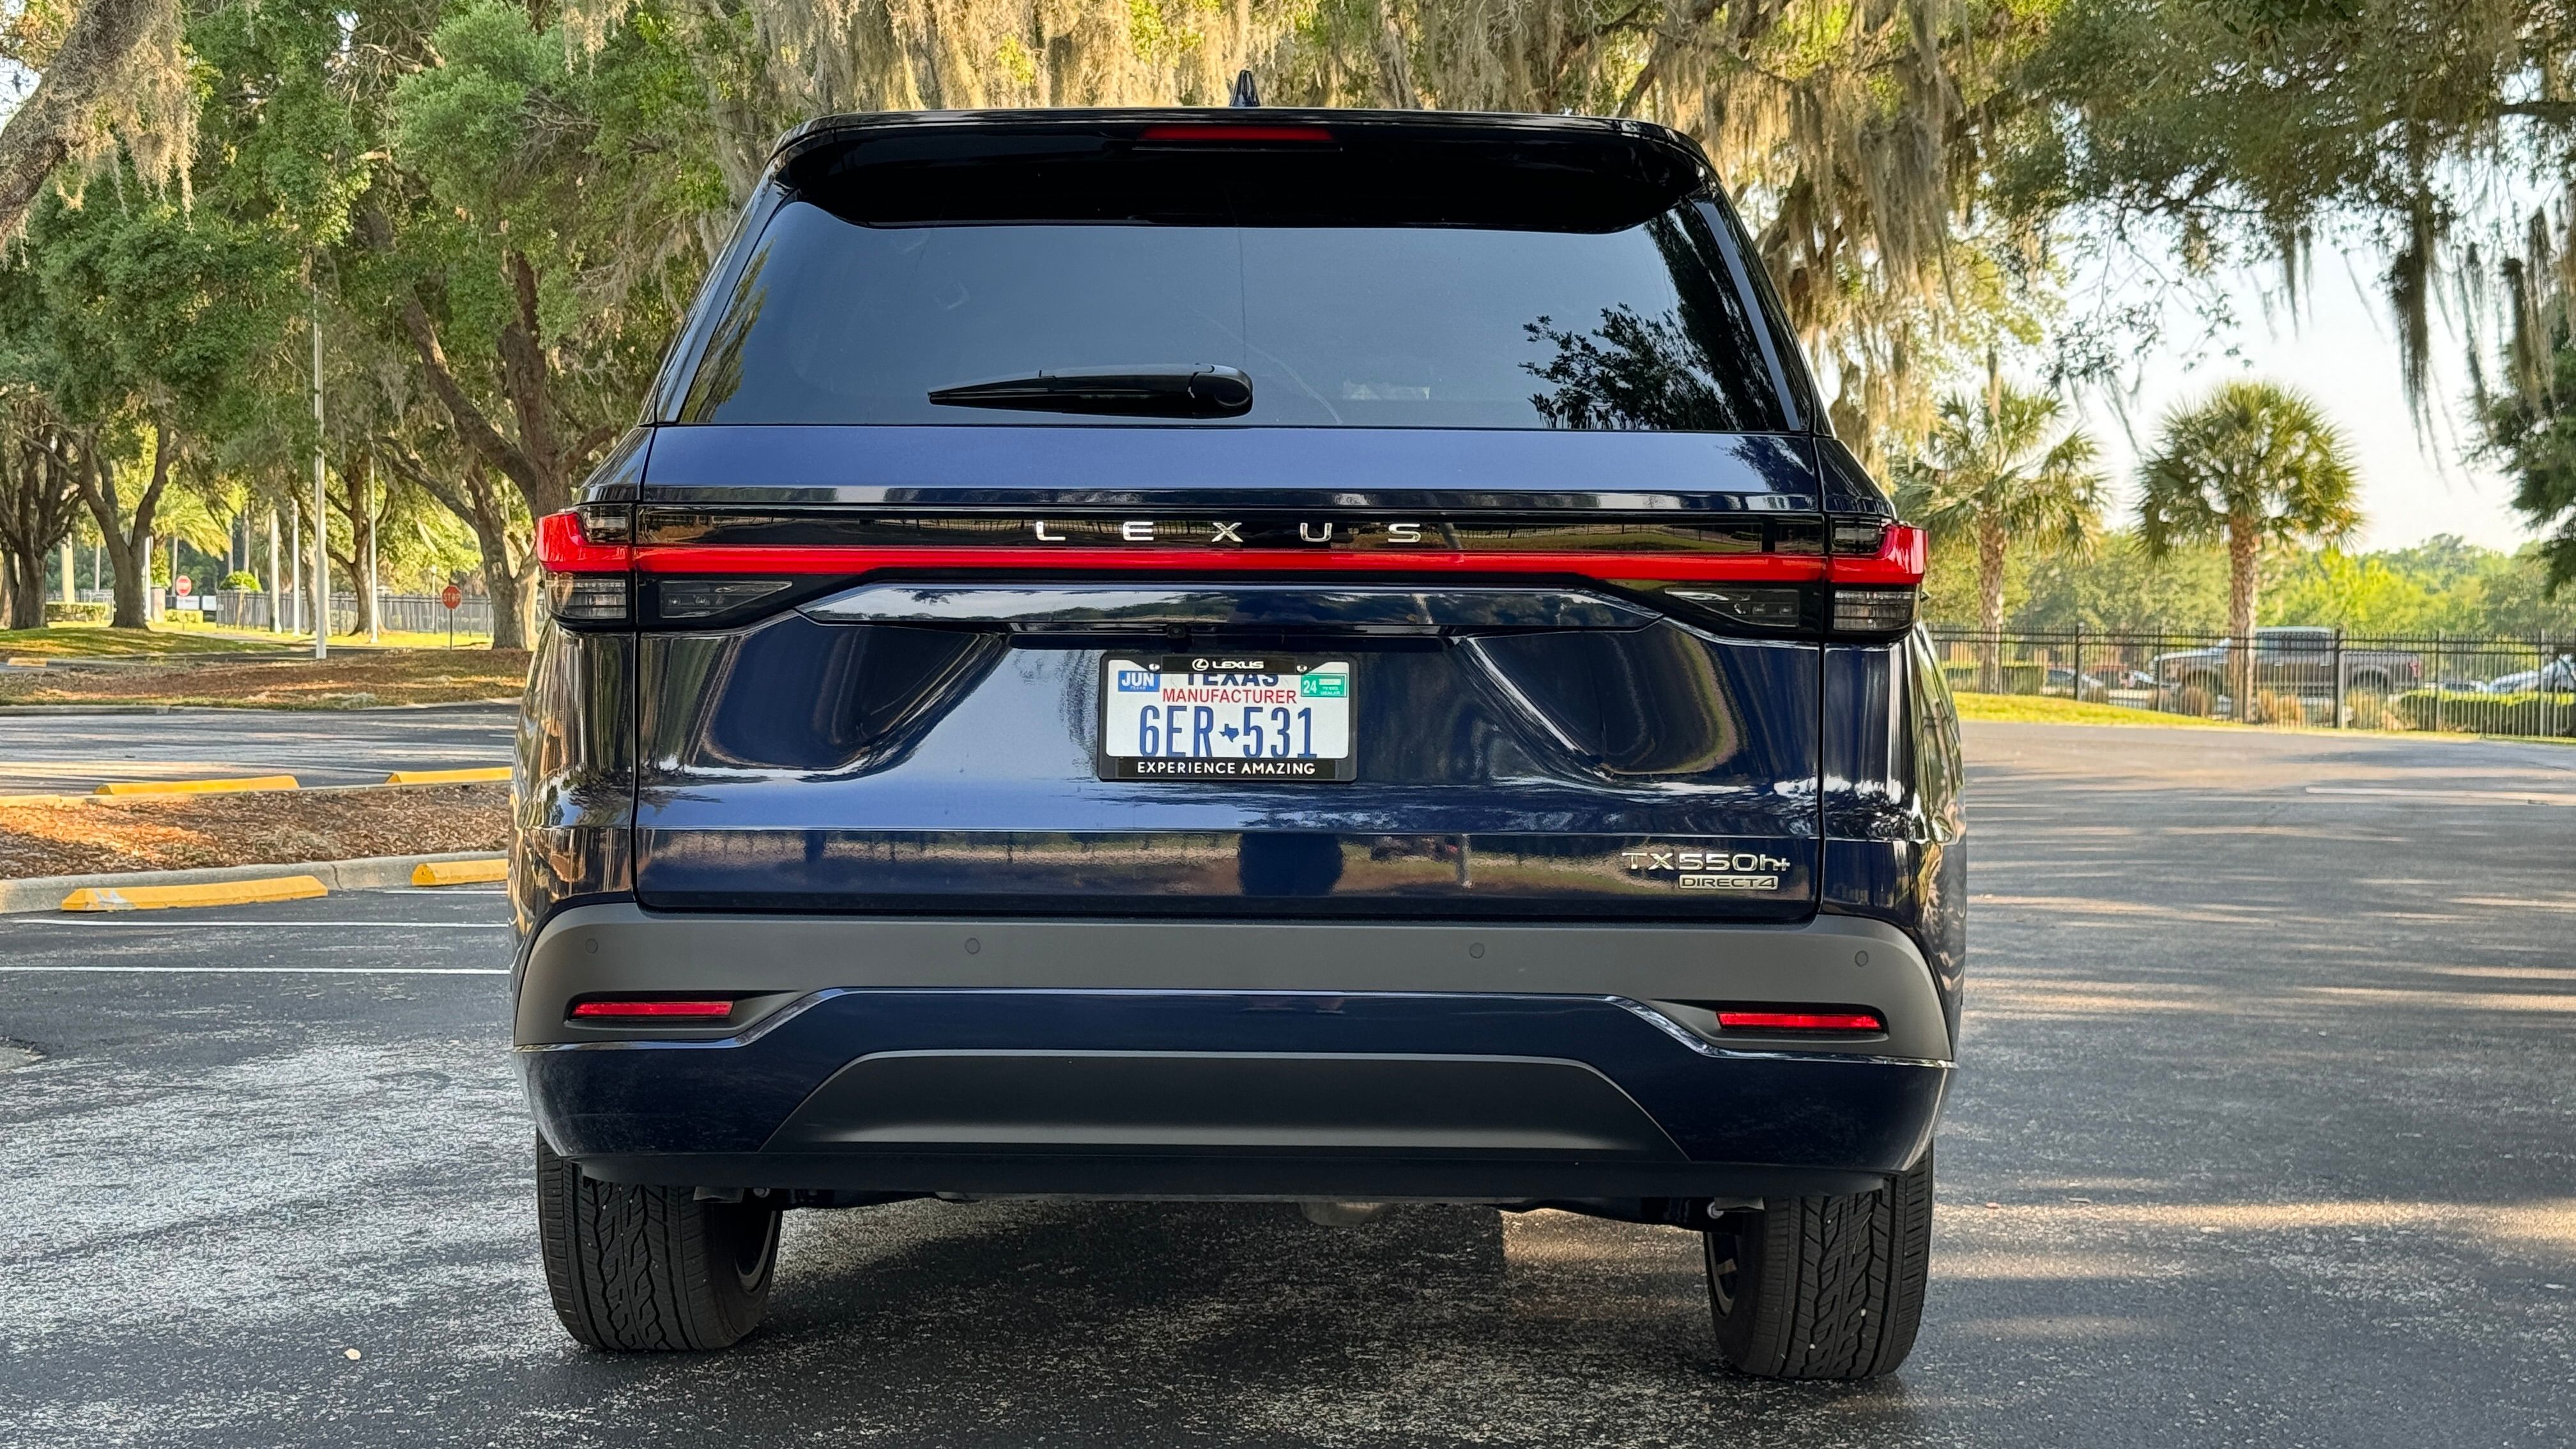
[0,852,505,914]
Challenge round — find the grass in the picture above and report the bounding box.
[1951,689,2575,746]
[1951,693,2239,728]
[0,623,298,657]
[0,648,530,709]
[113,617,499,650]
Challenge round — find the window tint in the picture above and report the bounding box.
[680,201,1791,431]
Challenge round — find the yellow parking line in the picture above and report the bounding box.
[93,775,300,797]
[411,858,508,887]
[385,767,510,785]
[4,656,44,668]
[59,875,329,912]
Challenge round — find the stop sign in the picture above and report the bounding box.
[172,576,192,597]
[441,583,463,610]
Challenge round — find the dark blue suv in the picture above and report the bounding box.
[512,108,1963,1379]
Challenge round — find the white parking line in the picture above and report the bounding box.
[0,965,509,974]
[2305,786,2576,806]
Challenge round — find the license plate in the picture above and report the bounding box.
[1098,656,1355,781]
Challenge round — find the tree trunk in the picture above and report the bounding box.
[2227,516,2261,721]
[326,447,378,638]
[385,447,533,650]
[1976,519,2009,691]
[6,550,43,628]
[0,415,84,627]
[72,424,173,631]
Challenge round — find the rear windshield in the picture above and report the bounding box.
[677,195,1795,432]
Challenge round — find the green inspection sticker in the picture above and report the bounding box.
[1300,672,1347,699]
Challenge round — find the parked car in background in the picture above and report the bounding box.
[2154,627,2422,712]
[2478,656,2575,694]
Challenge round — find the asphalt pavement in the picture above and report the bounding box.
[1,722,2572,1447]
[0,709,516,795]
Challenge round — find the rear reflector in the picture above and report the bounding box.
[1715,1009,1885,1032]
[570,999,735,1020]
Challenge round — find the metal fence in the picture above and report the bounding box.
[209,589,494,637]
[1924,627,2576,739]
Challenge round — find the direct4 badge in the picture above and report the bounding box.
[1299,673,1347,699]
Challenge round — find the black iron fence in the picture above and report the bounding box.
[208,589,494,637]
[1924,626,2576,739]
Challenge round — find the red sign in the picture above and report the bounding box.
[172,576,192,597]
[440,584,463,610]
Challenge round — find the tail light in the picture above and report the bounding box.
[537,508,631,624]
[569,997,735,1021]
[532,508,1927,634]
[1715,1008,1886,1033]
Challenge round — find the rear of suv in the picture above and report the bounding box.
[512,109,1965,1379]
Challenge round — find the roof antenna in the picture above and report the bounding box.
[1229,69,1260,107]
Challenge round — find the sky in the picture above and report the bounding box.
[2060,239,2531,554]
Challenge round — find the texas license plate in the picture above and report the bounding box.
[1098,656,1355,781]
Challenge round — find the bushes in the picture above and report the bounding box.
[220,571,261,592]
[2391,689,2576,737]
[44,602,110,623]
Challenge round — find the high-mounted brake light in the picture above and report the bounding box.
[1138,123,1334,144]
[1715,1009,1887,1033]
[570,998,735,1020]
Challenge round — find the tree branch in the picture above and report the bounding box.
[399,296,548,503]
[0,0,178,238]
[496,249,565,512]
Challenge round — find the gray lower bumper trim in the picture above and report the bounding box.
[517,907,1952,1061]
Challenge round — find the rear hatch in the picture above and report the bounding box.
[576,113,1917,921]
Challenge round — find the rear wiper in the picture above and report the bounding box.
[927,365,1253,419]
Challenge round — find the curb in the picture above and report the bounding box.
[1,778,511,807]
[0,852,505,914]
[62,875,330,912]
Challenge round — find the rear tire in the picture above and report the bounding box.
[1702,1149,1933,1380]
[535,1135,781,1351]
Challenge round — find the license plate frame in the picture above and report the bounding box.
[1097,655,1356,782]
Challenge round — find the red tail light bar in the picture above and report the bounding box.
[569,998,735,1020]
[1715,1008,1887,1033]
[538,512,1928,588]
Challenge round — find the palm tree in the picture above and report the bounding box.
[2139,381,2361,717]
[1896,386,2106,689]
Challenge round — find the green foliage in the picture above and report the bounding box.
[1895,385,2106,630]
[2478,286,2576,596]
[2138,381,2361,555]
[1929,530,2576,637]
[2392,689,2576,737]
[220,569,259,590]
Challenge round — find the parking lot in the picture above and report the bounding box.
[0,709,515,795]
[3,721,2572,1447]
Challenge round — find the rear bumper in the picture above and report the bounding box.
[516,907,1951,1199]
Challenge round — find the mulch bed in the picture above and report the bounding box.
[0,783,510,879]
[0,651,530,710]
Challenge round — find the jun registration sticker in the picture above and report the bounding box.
[1098,656,1356,781]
